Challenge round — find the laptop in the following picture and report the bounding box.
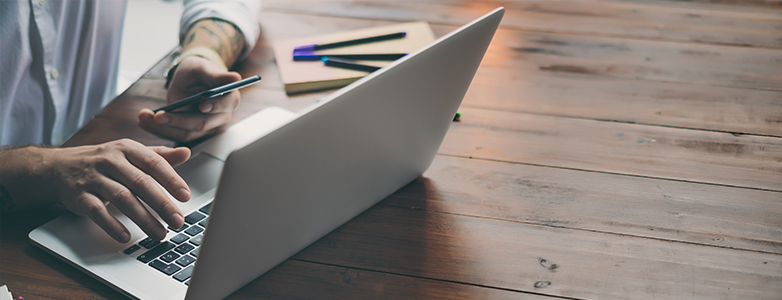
[29,7,504,300]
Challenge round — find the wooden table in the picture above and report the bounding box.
[2,1,781,299]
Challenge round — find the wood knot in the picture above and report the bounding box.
[538,257,559,272]
[534,281,551,288]
[341,269,358,284]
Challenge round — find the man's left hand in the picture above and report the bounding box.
[138,56,242,142]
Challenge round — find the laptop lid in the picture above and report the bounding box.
[185,7,504,300]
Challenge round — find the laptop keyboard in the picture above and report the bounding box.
[123,202,212,285]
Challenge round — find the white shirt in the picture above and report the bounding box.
[0,0,260,146]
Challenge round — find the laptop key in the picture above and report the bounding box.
[199,202,212,215]
[123,244,141,255]
[137,241,176,263]
[189,234,203,246]
[170,233,189,244]
[169,224,189,233]
[139,237,160,249]
[160,251,180,263]
[149,259,181,276]
[198,217,208,228]
[185,225,204,236]
[190,247,200,258]
[175,243,195,254]
[173,265,194,282]
[175,254,196,267]
[184,211,205,224]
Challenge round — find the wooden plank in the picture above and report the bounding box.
[474,26,782,91]
[622,0,782,10]
[231,260,548,299]
[262,0,782,48]
[464,65,782,137]
[388,155,782,254]
[440,107,782,191]
[293,204,782,300]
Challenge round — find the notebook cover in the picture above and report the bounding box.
[272,21,436,94]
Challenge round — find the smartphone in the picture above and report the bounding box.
[154,75,262,112]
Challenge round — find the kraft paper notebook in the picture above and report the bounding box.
[272,21,436,94]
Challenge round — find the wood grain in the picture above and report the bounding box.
[439,107,782,191]
[389,156,782,254]
[293,204,782,300]
[475,27,782,91]
[262,0,782,48]
[624,0,782,10]
[231,260,548,300]
[463,65,782,137]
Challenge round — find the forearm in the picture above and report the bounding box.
[181,18,246,69]
[0,146,57,212]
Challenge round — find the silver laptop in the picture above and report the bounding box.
[29,7,504,300]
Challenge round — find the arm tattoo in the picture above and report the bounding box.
[212,19,228,33]
[210,19,244,60]
[185,32,196,46]
[230,27,243,57]
[183,19,247,66]
[198,25,226,60]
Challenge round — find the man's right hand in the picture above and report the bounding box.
[0,139,191,243]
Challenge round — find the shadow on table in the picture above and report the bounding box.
[232,176,472,299]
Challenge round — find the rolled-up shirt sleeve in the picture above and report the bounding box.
[180,0,261,62]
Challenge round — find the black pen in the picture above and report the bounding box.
[321,57,381,72]
[294,32,407,51]
[154,75,262,112]
[293,53,407,61]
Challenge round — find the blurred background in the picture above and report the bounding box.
[117,0,183,94]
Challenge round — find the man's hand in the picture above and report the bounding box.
[0,139,191,243]
[138,56,242,142]
[139,18,247,143]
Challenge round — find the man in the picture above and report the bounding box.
[0,0,260,244]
